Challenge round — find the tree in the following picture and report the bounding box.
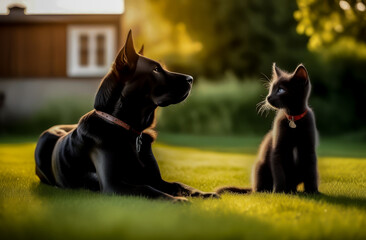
[295,0,366,135]
[295,0,366,52]
[145,0,309,78]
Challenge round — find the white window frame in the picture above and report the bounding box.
[67,25,116,77]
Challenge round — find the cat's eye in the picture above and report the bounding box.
[277,88,286,95]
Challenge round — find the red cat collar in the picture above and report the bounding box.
[284,109,308,128]
[285,109,308,121]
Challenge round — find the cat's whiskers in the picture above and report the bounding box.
[256,99,272,117]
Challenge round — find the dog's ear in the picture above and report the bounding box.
[138,45,144,55]
[116,30,139,71]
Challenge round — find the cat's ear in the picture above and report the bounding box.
[272,63,283,78]
[138,44,144,55]
[293,64,309,84]
[116,30,139,70]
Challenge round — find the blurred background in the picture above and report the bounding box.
[0,0,365,143]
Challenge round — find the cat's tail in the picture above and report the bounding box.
[216,186,252,195]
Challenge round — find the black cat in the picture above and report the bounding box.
[217,64,319,194]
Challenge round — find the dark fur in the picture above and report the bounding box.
[217,64,319,195]
[35,30,218,202]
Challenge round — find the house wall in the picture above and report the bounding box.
[0,78,100,123]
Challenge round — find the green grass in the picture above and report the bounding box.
[0,140,366,240]
[157,132,366,158]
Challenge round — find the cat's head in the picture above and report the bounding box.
[264,63,311,112]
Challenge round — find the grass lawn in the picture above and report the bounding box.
[157,132,366,158]
[0,136,365,240]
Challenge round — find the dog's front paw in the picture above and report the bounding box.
[201,192,220,199]
[191,191,220,199]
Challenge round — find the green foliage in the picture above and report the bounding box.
[304,52,366,136]
[157,72,366,137]
[295,0,366,50]
[293,1,366,135]
[0,142,366,240]
[148,0,309,78]
[157,74,274,135]
[0,97,92,135]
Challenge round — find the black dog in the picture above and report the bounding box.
[35,30,218,202]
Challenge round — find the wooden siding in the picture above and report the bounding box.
[0,7,122,79]
[0,23,67,77]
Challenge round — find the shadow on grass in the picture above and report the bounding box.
[28,184,279,240]
[30,182,104,201]
[32,182,366,210]
[296,192,366,210]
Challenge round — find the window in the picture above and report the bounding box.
[79,34,89,66]
[67,25,116,77]
[96,34,106,66]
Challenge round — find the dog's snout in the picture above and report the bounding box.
[186,76,193,84]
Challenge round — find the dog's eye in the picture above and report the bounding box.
[153,66,160,73]
[277,88,286,95]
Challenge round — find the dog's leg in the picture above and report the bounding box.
[90,148,188,202]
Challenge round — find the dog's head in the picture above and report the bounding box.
[94,30,193,131]
[111,30,193,108]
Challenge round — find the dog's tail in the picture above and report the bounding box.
[216,186,252,195]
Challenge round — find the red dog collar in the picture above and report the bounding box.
[95,110,141,135]
[284,109,308,128]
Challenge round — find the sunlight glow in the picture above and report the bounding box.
[339,0,351,11]
[356,2,366,12]
[0,0,124,15]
